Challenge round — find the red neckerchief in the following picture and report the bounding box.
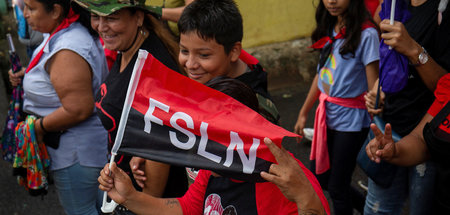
[26,9,80,73]
[309,28,346,49]
[309,22,374,49]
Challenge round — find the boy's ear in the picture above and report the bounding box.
[230,42,242,62]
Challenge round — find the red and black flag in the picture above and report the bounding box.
[114,50,298,181]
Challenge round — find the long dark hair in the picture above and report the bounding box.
[36,0,98,37]
[126,8,183,75]
[311,0,378,57]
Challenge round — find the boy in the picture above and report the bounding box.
[177,0,279,124]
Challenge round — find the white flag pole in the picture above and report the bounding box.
[101,50,149,213]
[6,33,16,54]
[389,0,396,50]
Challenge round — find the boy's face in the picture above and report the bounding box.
[179,32,234,84]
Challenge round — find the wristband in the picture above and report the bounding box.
[40,117,48,133]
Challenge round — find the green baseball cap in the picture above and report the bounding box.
[73,0,162,17]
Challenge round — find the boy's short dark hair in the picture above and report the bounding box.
[178,0,243,54]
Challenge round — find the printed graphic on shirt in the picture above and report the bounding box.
[95,83,116,145]
[438,115,450,138]
[204,176,258,215]
[204,193,237,215]
[319,54,336,94]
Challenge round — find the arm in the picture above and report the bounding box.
[294,74,320,141]
[161,0,194,22]
[373,0,382,24]
[364,61,381,115]
[365,60,379,92]
[260,138,326,215]
[99,163,183,215]
[364,78,385,115]
[380,19,447,91]
[35,50,95,140]
[142,160,171,197]
[366,114,431,166]
[130,157,172,197]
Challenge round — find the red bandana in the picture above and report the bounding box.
[26,9,80,73]
[309,28,346,49]
[309,22,375,49]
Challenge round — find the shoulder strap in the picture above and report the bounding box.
[429,102,450,129]
[256,94,280,124]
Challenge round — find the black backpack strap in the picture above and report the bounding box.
[429,102,450,129]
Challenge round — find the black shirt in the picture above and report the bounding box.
[95,30,188,197]
[383,1,450,136]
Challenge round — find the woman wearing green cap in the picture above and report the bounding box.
[73,0,189,213]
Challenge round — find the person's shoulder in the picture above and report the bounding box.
[435,73,450,101]
[65,22,94,41]
[52,23,96,50]
[361,27,379,37]
[428,73,450,116]
[239,50,260,66]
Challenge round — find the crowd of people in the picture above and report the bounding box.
[3,0,449,214]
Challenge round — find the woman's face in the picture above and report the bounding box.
[322,0,351,17]
[23,0,59,33]
[91,9,143,51]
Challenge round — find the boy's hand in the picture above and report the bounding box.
[130,156,147,188]
[99,162,135,205]
[366,123,396,163]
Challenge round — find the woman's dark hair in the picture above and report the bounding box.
[205,76,259,113]
[127,8,185,75]
[36,0,98,37]
[178,0,243,54]
[311,0,378,57]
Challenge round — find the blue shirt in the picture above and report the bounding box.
[23,22,109,170]
[317,27,379,131]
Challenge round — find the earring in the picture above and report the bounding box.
[139,27,146,36]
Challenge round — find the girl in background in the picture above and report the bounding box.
[294,0,379,214]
